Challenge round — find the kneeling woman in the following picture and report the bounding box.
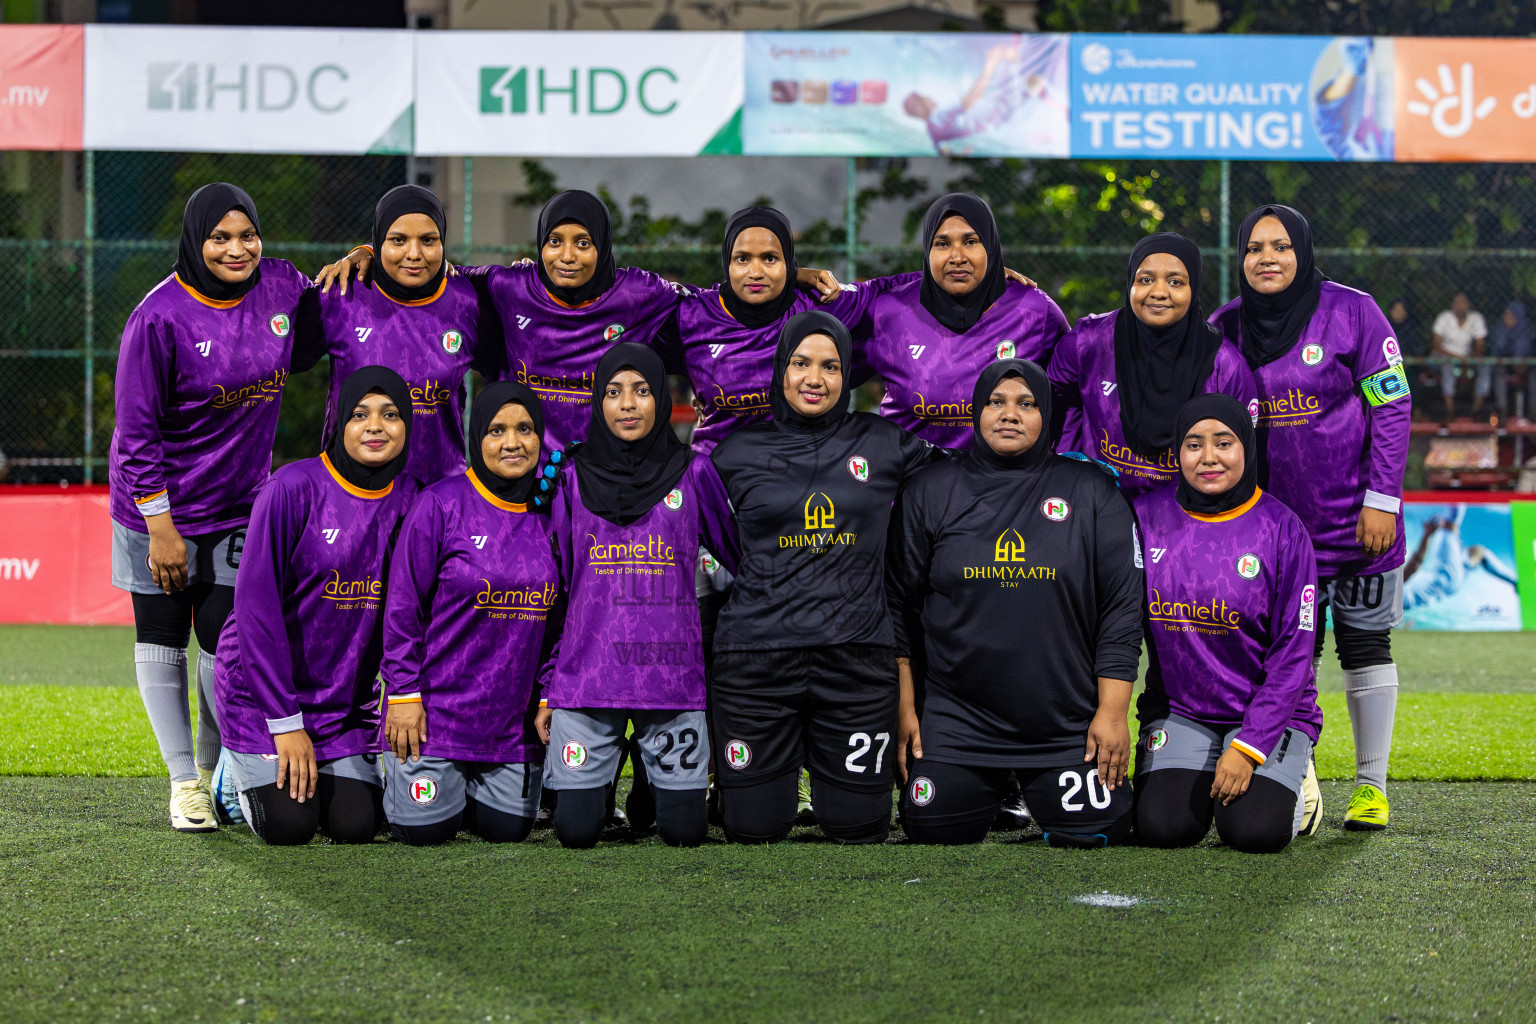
[214,368,417,845]
[889,360,1143,847]
[1132,394,1322,854]
[379,381,558,845]
[539,343,739,849]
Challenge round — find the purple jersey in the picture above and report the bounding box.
[659,283,891,454]
[214,455,418,761]
[1212,282,1410,576]
[857,276,1069,447]
[1133,486,1323,761]
[1048,311,1258,501]
[380,472,555,763]
[308,277,497,487]
[109,261,313,533]
[469,263,689,454]
[547,458,739,710]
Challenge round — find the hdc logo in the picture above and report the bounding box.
[479,66,680,116]
[147,62,350,113]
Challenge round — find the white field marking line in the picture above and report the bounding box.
[1074,892,1141,908]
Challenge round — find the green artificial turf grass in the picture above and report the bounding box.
[2,778,1532,1024]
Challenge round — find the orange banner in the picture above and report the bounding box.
[1394,38,1536,162]
[0,490,131,625]
[0,25,84,150]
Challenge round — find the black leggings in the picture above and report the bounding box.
[722,771,890,845]
[1135,768,1297,854]
[244,776,382,846]
[132,584,235,653]
[391,800,536,846]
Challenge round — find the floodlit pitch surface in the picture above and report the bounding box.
[2,627,1533,1023]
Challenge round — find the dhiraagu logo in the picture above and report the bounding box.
[480,66,681,116]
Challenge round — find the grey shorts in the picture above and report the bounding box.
[1321,564,1406,631]
[382,756,543,826]
[1137,713,1313,796]
[545,708,709,792]
[225,749,382,793]
[111,521,245,594]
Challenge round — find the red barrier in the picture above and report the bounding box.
[0,488,131,625]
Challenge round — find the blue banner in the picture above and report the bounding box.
[1070,34,1395,161]
[1400,503,1520,631]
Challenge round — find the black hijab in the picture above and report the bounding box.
[535,189,616,307]
[1113,233,1223,459]
[174,182,262,303]
[968,358,1055,473]
[574,342,692,526]
[1173,393,1258,517]
[368,184,448,304]
[1237,204,1327,369]
[468,380,545,507]
[720,206,800,329]
[918,192,1008,334]
[770,310,854,436]
[325,366,413,492]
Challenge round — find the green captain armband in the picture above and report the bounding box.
[1359,364,1410,407]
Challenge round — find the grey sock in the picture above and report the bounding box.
[135,643,195,782]
[1343,663,1398,792]
[194,650,221,772]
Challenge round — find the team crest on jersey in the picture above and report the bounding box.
[603,323,625,342]
[1236,553,1262,579]
[562,742,588,769]
[1040,497,1070,522]
[1145,729,1168,752]
[725,740,751,770]
[1247,398,1260,426]
[1300,584,1317,632]
[1300,344,1324,365]
[996,340,1016,360]
[441,330,463,354]
[1382,337,1403,368]
[847,455,870,482]
[269,313,291,337]
[910,777,936,807]
[409,778,438,805]
[663,488,684,511]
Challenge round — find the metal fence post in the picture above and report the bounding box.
[845,157,857,282]
[83,151,96,484]
[462,156,475,461]
[1218,159,1231,304]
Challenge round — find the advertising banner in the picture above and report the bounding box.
[1399,502,1520,631]
[1070,34,1395,161]
[1509,501,1536,631]
[0,25,83,151]
[0,491,130,626]
[743,32,1069,157]
[414,31,743,156]
[1393,38,1536,162]
[82,25,414,154]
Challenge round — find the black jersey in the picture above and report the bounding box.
[887,452,1144,766]
[711,410,941,652]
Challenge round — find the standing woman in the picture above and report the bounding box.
[379,381,557,845]
[1134,394,1322,853]
[857,192,1069,449]
[1049,233,1256,500]
[888,360,1142,847]
[710,311,942,845]
[1211,205,1410,831]
[214,367,417,845]
[538,343,739,848]
[305,185,501,486]
[110,183,317,832]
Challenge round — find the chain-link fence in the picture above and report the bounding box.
[3,151,1533,483]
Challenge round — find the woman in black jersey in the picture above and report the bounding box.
[710,310,944,844]
[888,359,1144,848]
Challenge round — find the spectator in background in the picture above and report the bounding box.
[1432,292,1489,425]
[1490,302,1532,425]
[1387,298,1434,422]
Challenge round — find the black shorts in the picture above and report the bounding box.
[901,758,1132,843]
[710,644,898,794]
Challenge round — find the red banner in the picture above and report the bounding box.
[0,25,84,151]
[0,488,130,625]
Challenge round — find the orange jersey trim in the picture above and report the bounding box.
[320,452,395,500]
[1182,488,1263,524]
[1229,738,1267,765]
[174,274,246,309]
[378,276,448,307]
[134,489,169,505]
[467,469,528,513]
[543,286,601,310]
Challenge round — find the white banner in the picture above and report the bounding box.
[82,25,414,154]
[414,31,744,156]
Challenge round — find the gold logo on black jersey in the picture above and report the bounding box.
[803,492,836,531]
[994,529,1027,563]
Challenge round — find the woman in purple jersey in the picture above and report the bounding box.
[380,381,557,846]
[215,367,416,846]
[110,183,318,833]
[1133,394,1323,853]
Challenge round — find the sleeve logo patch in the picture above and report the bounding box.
[1236,553,1262,579]
[1382,337,1403,367]
[603,323,625,342]
[1300,584,1317,632]
[910,777,936,806]
[847,455,869,482]
[1247,398,1260,426]
[699,551,720,576]
[996,340,1016,360]
[663,488,684,510]
[1301,344,1324,365]
[1361,365,1410,407]
[724,740,752,770]
[561,742,588,769]
[409,778,439,805]
[441,330,463,354]
[1132,523,1143,568]
[1040,497,1071,522]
